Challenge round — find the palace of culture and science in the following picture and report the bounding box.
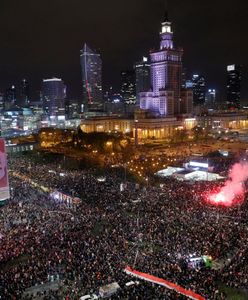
[140,13,192,116]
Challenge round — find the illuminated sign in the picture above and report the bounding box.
[227,65,235,71]
[58,115,65,121]
[43,78,62,82]
[0,139,10,201]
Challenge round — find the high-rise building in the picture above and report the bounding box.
[41,78,66,116]
[185,80,193,89]
[120,70,136,104]
[192,74,206,106]
[80,44,103,111]
[226,64,241,109]
[140,12,192,115]
[135,57,150,105]
[181,89,193,114]
[206,89,216,104]
[65,99,80,119]
[0,93,4,111]
[4,85,16,109]
[19,79,30,107]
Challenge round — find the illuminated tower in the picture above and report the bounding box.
[140,12,190,115]
[80,44,103,111]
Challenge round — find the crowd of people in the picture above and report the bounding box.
[0,153,248,299]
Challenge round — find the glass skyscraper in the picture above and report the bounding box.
[4,85,16,110]
[135,57,150,105]
[192,74,206,106]
[19,79,30,107]
[42,78,66,116]
[80,44,102,111]
[120,70,136,105]
[226,64,241,109]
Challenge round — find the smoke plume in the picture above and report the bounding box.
[214,161,248,206]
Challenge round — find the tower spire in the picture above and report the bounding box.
[160,1,173,49]
[163,0,169,22]
[163,10,169,23]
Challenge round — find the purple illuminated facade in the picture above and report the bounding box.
[140,13,192,116]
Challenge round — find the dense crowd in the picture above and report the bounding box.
[0,153,248,299]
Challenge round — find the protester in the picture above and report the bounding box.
[0,154,247,299]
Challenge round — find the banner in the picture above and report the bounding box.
[50,190,81,207]
[124,266,205,300]
[0,139,10,201]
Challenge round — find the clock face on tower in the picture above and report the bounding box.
[162,24,171,33]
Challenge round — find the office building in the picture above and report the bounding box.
[181,89,193,114]
[192,74,206,106]
[41,78,66,116]
[206,89,216,108]
[135,57,150,104]
[4,85,17,109]
[104,86,114,103]
[80,44,103,111]
[185,80,193,89]
[0,93,4,111]
[65,99,80,119]
[140,13,192,115]
[19,79,30,107]
[120,70,136,104]
[197,111,248,130]
[226,64,241,109]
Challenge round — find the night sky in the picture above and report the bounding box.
[0,0,247,100]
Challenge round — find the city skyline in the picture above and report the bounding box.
[0,0,247,100]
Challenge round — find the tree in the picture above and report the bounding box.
[172,128,188,143]
[191,126,206,141]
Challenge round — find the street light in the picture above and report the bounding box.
[134,119,138,147]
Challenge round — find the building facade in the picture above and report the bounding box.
[181,89,193,114]
[19,79,30,107]
[65,99,80,119]
[4,85,16,109]
[80,117,133,134]
[226,64,241,109]
[197,112,248,130]
[80,115,196,141]
[206,89,216,108]
[192,74,206,106]
[80,44,103,111]
[140,13,192,116]
[42,78,66,116]
[0,93,4,111]
[135,57,150,105]
[120,70,136,105]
